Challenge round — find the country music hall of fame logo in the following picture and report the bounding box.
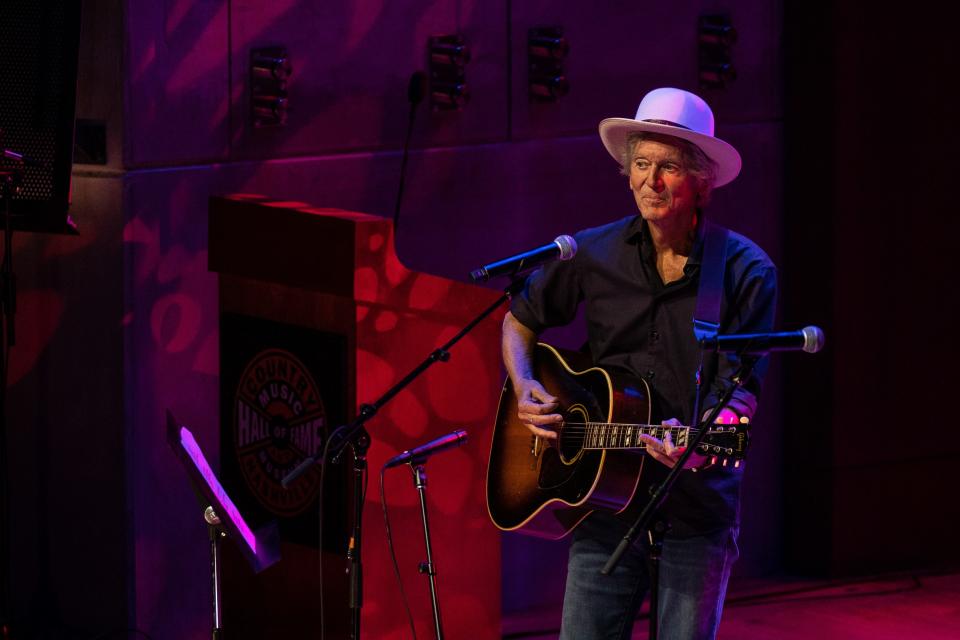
[233,349,327,517]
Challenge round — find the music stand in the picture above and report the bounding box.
[166,411,280,639]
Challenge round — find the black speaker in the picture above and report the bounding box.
[0,1,82,234]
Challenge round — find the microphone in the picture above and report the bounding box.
[470,235,577,282]
[700,326,825,354]
[383,430,467,469]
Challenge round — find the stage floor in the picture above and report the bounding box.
[503,570,960,639]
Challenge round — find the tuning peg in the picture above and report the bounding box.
[722,459,728,467]
[733,460,741,469]
[739,415,750,424]
[710,456,718,465]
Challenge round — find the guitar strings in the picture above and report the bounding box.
[554,425,717,435]
[555,423,737,450]
[556,422,737,432]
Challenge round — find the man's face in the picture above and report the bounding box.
[628,138,700,223]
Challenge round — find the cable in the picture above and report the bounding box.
[380,467,418,639]
[361,453,369,512]
[392,71,427,233]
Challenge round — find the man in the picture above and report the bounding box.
[502,87,777,639]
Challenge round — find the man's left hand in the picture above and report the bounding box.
[639,408,740,469]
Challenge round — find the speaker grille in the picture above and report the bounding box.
[0,1,81,233]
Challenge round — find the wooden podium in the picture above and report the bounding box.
[209,195,503,638]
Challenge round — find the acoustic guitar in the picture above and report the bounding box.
[486,343,749,539]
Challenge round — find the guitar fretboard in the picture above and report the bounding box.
[569,422,693,450]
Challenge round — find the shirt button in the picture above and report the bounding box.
[650,330,660,342]
[646,370,656,380]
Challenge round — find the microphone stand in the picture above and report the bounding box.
[411,462,443,639]
[600,352,760,640]
[282,276,526,640]
[204,507,226,640]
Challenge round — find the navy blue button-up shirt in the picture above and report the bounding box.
[510,214,777,535]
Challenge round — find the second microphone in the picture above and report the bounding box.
[383,430,468,469]
[470,235,577,282]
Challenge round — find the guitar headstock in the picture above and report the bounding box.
[696,417,750,463]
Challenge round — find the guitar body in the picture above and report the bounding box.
[486,343,658,539]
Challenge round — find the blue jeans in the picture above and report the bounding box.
[559,512,739,640]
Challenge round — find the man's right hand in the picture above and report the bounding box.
[513,378,563,440]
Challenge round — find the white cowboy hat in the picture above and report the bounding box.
[598,87,742,187]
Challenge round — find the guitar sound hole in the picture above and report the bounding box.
[558,405,588,464]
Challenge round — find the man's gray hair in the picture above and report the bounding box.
[620,132,719,205]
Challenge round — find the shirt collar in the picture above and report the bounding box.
[623,213,707,266]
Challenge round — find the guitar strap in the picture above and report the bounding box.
[693,219,729,339]
[691,218,729,422]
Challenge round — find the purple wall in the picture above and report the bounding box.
[7,0,792,637]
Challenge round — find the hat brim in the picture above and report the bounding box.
[598,118,742,188]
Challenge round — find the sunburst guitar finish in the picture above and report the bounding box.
[486,343,749,539]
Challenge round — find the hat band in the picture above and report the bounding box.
[641,118,692,131]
